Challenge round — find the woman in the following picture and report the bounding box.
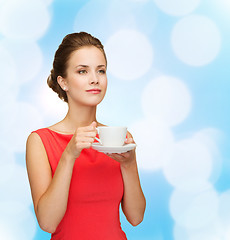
[26,32,146,240]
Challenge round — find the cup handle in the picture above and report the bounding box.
[95,137,102,144]
[95,128,102,145]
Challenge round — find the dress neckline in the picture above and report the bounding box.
[46,128,74,136]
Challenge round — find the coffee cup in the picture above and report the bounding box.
[95,126,127,147]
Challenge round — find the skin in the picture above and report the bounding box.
[26,46,146,233]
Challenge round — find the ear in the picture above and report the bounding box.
[57,76,68,91]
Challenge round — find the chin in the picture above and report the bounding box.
[86,99,104,107]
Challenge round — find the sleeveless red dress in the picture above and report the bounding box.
[33,128,127,240]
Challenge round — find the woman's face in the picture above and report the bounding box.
[61,46,107,107]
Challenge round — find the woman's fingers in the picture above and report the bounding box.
[75,123,97,145]
[107,151,130,161]
[77,131,97,138]
[77,125,97,134]
[76,136,95,144]
[124,137,135,144]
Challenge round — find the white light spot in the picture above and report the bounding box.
[170,185,219,229]
[0,165,32,206]
[1,39,43,84]
[129,118,174,171]
[0,44,19,104]
[141,76,192,126]
[73,0,110,41]
[224,229,230,240]
[0,222,14,240]
[0,201,37,240]
[188,234,220,240]
[0,0,51,40]
[0,102,44,152]
[0,147,15,185]
[174,224,188,240]
[217,0,230,13]
[193,128,222,184]
[107,1,157,35]
[153,0,200,16]
[39,83,68,121]
[130,0,149,2]
[0,0,6,6]
[105,30,153,80]
[171,15,221,66]
[0,43,16,91]
[40,0,54,6]
[219,190,230,228]
[163,137,213,190]
[176,219,224,240]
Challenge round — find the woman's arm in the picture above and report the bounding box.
[120,153,146,226]
[107,133,146,226]
[26,122,97,233]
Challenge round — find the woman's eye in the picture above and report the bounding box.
[78,70,87,74]
[98,69,106,74]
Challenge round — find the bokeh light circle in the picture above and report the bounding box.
[107,1,158,35]
[153,0,200,16]
[174,224,188,240]
[105,29,153,80]
[163,137,213,190]
[141,76,192,126]
[129,118,174,171]
[193,128,222,184]
[40,0,54,6]
[0,102,44,152]
[0,43,16,91]
[171,15,221,66]
[0,222,14,240]
[170,185,219,229]
[1,39,43,84]
[0,201,37,239]
[0,147,15,185]
[0,0,51,40]
[39,82,68,122]
[73,0,110,41]
[0,165,33,206]
[219,190,230,228]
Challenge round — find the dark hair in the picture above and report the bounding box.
[47,32,107,102]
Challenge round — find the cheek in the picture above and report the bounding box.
[70,78,85,89]
[102,77,108,90]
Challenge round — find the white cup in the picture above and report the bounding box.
[95,126,127,147]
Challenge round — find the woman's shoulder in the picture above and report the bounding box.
[26,128,47,152]
[27,123,60,144]
[31,120,72,135]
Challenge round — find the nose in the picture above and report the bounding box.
[90,72,99,85]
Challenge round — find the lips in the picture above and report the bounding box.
[86,88,101,94]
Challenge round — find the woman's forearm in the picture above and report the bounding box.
[36,152,75,233]
[120,158,146,226]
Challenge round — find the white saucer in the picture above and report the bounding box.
[92,143,136,154]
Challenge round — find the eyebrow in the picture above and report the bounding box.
[75,64,106,68]
[75,65,88,68]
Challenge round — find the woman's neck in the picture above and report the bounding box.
[64,104,97,130]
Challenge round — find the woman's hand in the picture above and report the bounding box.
[64,121,97,161]
[107,136,146,226]
[106,137,136,168]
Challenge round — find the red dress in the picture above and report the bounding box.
[33,128,127,240]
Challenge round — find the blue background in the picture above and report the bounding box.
[0,0,229,239]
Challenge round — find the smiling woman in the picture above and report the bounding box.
[25,32,146,240]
